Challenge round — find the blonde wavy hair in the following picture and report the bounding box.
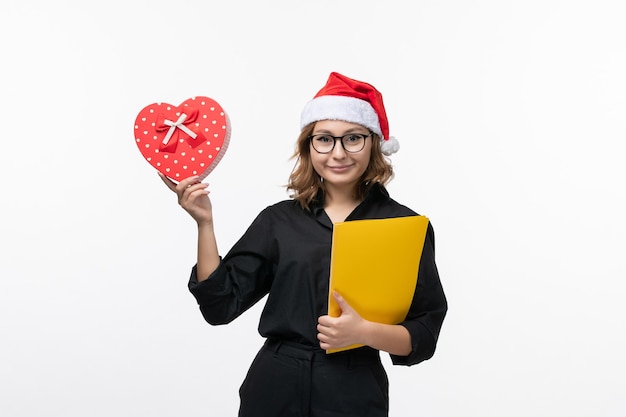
[286,123,394,210]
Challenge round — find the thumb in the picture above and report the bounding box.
[333,291,353,314]
[159,172,178,192]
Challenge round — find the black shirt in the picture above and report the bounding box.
[188,184,447,366]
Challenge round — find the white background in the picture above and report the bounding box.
[1,1,625,416]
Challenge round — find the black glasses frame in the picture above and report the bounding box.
[308,133,373,154]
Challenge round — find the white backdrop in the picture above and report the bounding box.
[1,1,625,416]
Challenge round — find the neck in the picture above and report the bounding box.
[323,183,359,208]
[323,183,362,224]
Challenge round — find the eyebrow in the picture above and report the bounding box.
[312,128,369,135]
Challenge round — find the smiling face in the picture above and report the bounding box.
[309,120,372,192]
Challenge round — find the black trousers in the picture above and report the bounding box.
[238,338,389,417]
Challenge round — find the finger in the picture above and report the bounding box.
[316,323,330,334]
[333,291,352,313]
[179,183,209,205]
[176,176,203,199]
[176,176,201,193]
[158,172,178,192]
[317,329,334,342]
[317,333,329,344]
[317,315,332,327]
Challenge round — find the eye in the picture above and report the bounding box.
[315,135,333,143]
[344,134,363,143]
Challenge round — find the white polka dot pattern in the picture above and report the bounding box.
[134,96,231,182]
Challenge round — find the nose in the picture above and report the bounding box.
[330,138,348,158]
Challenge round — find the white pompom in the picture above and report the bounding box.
[381,136,399,156]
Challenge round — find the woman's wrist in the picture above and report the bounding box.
[197,219,215,230]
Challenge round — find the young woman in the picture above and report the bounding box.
[161,72,447,417]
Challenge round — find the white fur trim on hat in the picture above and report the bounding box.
[300,95,383,139]
[381,136,399,156]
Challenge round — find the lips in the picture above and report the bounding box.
[327,164,353,171]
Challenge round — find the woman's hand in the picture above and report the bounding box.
[317,291,413,355]
[159,173,220,280]
[159,173,213,226]
[317,291,367,351]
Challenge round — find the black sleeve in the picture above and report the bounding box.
[390,221,448,366]
[187,208,276,325]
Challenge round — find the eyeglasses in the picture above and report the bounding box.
[308,133,372,154]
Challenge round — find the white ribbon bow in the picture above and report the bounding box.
[162,113,198,145]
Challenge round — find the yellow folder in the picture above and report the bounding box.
[327,215,429,353]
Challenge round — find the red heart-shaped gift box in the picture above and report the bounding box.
[134,96,231,182]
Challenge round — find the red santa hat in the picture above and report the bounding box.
[300,72,399,155]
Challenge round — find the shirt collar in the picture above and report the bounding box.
[310,182,389,218]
